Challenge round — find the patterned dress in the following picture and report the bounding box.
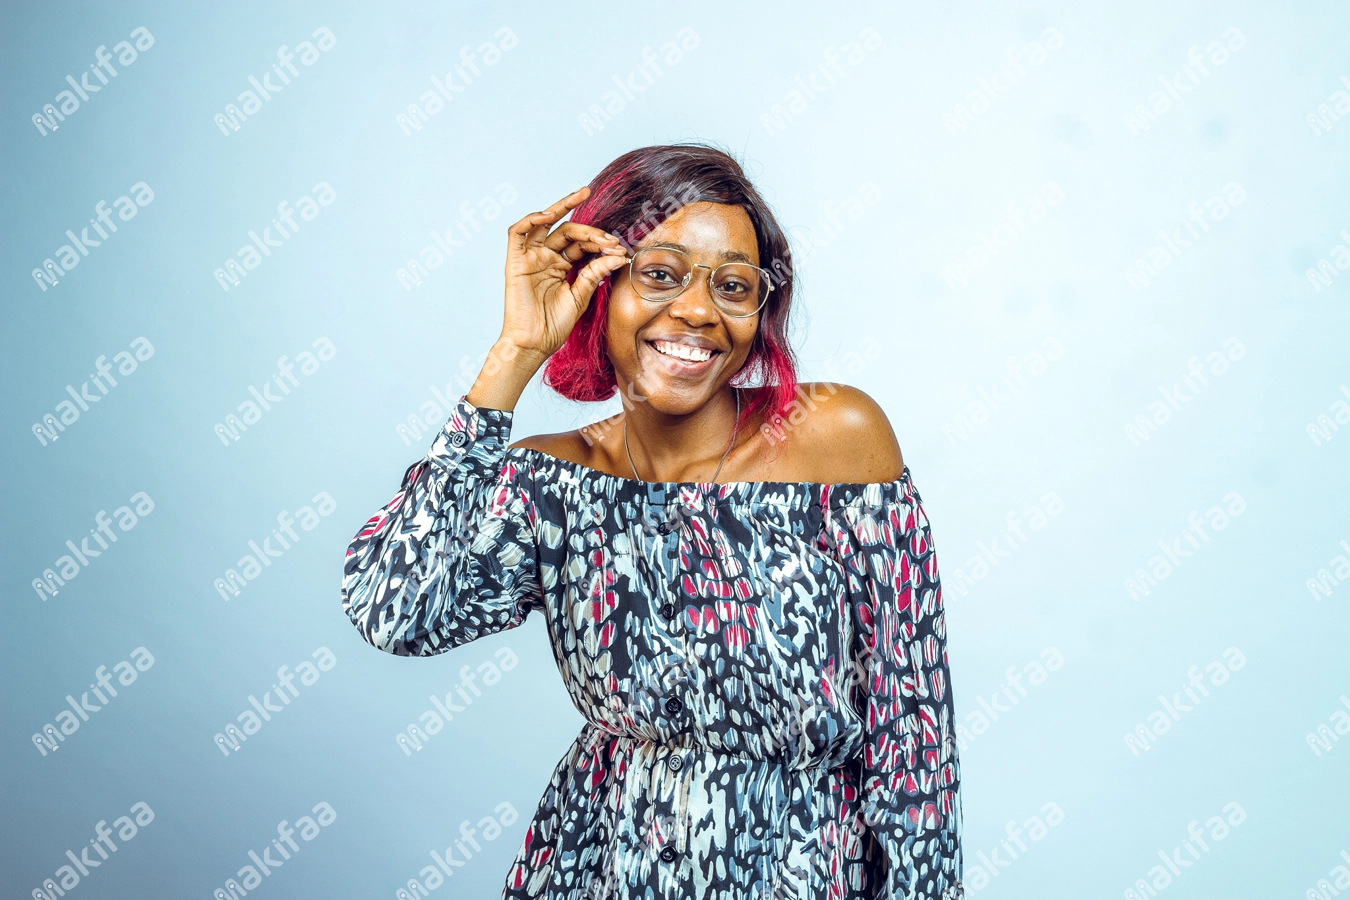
[341,395,963,900]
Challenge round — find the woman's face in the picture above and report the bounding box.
[605,201,761,417]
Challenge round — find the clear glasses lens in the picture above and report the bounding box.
[710,263,766,314]
[630,248,768,316]
[630,248,689,298]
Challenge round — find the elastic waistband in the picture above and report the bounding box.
[578,724,854,775]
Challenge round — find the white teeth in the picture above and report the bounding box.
[653,340,713,363]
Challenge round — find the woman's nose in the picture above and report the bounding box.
[667,271,718,322]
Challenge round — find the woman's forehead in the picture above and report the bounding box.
[642,202,758,263]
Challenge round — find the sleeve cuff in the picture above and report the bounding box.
[426,395,514,466]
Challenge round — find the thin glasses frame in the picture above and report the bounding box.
[620,246,773,318]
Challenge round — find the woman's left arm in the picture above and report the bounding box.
[828,476,962,900]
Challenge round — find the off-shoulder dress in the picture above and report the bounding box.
[341,395,962,900]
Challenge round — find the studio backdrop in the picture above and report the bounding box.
[2,0,1348,897]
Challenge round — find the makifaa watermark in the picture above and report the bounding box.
[32,492,154,602]
[395,382,466,445]
[942,28,1065,136]
[1125,28,1246,135]
[1305,74,1350,136]
[816,334,883,383]
[760,382,842,446]
[210,802,336,897]
[214,647,336,756]
[31,647,154,757]
[940,181,1064,290]
[1303,848,1350,899]
[214,182,336,291]
[945,493,1065,597]
[1306,538,1350,600]
[397,28,517,135]
[964,801,1065,891]
[395,647,518,757]
[31,337,154,446]
[942,337,1065,444]
[1306,384,1350,446]
[215,27,336,135]
[396,182,518,290]
[787,181,883,258]
[1305,694,1350,756]
[1123,182,1247,290]
[401,802,519,895]
[1122,802,1246,898]
[399,346,538,445]
[1123,647,1245,756]
[213,492,336,600]
[1123,338,1246,445]
[955,648,1064,751]
[1123,491,1247,601]
[1305,226,1350,292]
[214,337,336,445]
[28,802,154,899]
[751,336,885,452]
[578,27,699,136]
[757,787,968,899]
[760,28,883,136]
[30,27,154,136]
[31,182,154,292]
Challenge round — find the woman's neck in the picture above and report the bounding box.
[615,386,745,483]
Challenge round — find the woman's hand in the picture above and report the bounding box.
[465,187,629,412]
[499,186,630,361]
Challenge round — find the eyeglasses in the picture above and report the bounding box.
[620,246,773,318]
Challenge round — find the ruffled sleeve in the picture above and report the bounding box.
[826,472,962,900]
[341,395,542,657]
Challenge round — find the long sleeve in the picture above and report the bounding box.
[828,475,962,900]
[341,395,543,657]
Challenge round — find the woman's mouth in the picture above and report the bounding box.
[652,339,713,362]
[644,339,721,375]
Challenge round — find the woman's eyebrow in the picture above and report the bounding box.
[638,241,755,263]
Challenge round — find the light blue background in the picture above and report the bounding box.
[3,0,1347,896]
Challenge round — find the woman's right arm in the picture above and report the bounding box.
[341,187,629,656]
[341,391,541,656]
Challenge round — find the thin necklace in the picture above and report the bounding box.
[624,389,740,484]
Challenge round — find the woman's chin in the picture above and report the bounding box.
[626,378,722,418]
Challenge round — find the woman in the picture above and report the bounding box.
[342,144,962,900]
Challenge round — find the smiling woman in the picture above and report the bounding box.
[341,143,962,899]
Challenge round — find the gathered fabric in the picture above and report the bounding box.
[342,395,962,899]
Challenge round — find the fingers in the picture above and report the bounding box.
[558,240,622,265]
[570,254,631,305]
[553,226,628,270]
[543,222,622,253]
[507,210,557,255]
[507,186,592,254]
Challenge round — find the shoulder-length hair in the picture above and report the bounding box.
[543,143,798,438]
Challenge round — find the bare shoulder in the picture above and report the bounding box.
[508,429,589,460]
[781,383,905,483]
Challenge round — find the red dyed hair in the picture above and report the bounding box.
[542,143,798,438]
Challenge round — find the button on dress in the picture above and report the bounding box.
[341,396,963,900]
